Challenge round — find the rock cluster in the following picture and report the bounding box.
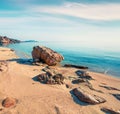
[32,46,64,66]
[31,45,108,108]
[37,72,65,84]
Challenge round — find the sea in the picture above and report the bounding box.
[2,41,120,78]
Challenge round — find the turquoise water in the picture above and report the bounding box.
[5,42,120,78]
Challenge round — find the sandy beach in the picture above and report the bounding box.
[0,47,120,114]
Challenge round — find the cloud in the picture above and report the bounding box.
[30,2,120,21]
[1,1,120,21]
[0,14,75,28]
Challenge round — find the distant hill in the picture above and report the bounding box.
[0,36,21,45]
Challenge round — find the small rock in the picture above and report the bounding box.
[66,84,73,89]
[99,85,120,91]
[112,94,120,101]
[2,97,17,108]
[101,107,120,114]
[10,49,14,51]
[84,81,104,93]
[37,72,51,83]
[64,64,88,69]
[0,108,3,111]
[75,70,93,80]
[72,78,87,84]
[53,74,65,84]
[73,88,106,104]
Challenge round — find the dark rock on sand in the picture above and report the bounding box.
[76,70,93,80]
[83,80,104,93]
[73,88,106,104]
[53,74,65,84]
[42,67,56,75]
[37,72,65,84]
[0,108,3,111]
[64,64,88,69]
[32,46,64,66]
[66,84,73,89]
[112,94,120,101]
[72,78,87,84]
[101,107,120,114]
[99,85,120,91]
[0,36,21,45]
[2,97,17,108]
[37,72,52,84]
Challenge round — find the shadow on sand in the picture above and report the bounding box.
[32,75,39,82]
[32,75,49,85]
[6,58,34,65]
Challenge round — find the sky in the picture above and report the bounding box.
[0,0,120,51]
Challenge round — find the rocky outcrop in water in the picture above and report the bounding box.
[32,46,64,66]
[0,36,21,45]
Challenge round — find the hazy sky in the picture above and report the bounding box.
[0,0,120,50]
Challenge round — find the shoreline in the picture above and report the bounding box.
[7,46,120,79]
[6,42,120,78]
[0,47,120,114]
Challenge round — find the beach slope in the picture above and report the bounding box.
[0,47,120,114]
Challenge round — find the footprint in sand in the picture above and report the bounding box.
[0,61,8,73]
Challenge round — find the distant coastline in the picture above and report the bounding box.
[0,35,21,45]
[22,40,38,43]
[0,35,38,46]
